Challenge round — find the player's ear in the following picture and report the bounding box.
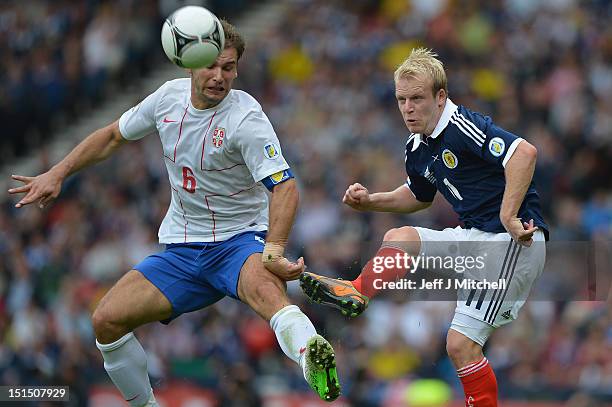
[437,88,446,107]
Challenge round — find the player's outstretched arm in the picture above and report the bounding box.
[500,140,538,246]
[262,178,305,281]
[343,183,432,213]
[8,120,127,209]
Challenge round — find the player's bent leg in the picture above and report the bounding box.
[446,328,485,369]
[351,225,421,296]
[448,315,498,407]
[299,226,421,317]
[92,270,173,407]
[92,269,173,343]
[382,226,422,252]
[237,253,291,320]
[238,254,340,402]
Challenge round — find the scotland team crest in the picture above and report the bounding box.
[212,127,225,148]
[442,149,458,169]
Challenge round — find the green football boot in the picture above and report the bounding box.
[303,334,341,402]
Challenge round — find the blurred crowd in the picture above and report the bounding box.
[1,0,611,406]
[0,0,162,159]
[0,0,248,160]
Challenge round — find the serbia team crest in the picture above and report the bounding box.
[212,127,225,148]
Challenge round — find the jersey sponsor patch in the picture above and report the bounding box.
[264,143,279,159]
[212,127,225,148]
[489,137,505,157]
[442,149,458,169]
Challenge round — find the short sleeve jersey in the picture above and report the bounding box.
[119,78,289,243]
[404,99,549,238]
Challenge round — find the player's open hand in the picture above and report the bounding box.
[342,183,371,210]
[263,256,305,281]
[8,171,64,209]
[502,216,538,247]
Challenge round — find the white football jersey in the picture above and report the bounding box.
[118,78,289,243]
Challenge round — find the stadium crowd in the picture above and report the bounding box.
[1,0,611,405]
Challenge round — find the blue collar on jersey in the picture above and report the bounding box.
[409,98,459,152]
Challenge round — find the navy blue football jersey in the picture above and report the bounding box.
[404,100,549,239]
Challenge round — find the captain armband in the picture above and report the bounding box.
[261,168,294,192]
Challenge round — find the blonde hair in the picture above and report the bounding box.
[394,48,447,96]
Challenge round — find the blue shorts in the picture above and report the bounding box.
[134,231,266,323]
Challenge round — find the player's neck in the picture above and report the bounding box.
[423,100,446,137]
[191,97,222,110]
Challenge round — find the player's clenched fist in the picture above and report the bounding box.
[8,171,64,209]
[342,183,371,210]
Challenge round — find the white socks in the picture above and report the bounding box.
[270,305,317,371]
[95,308,316,406]
[96,332,155,407]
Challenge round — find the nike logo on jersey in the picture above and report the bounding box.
[299,347,306,354]
[163,117,177,123]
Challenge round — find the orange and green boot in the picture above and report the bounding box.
[299,272,369,318]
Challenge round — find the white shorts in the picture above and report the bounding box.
[414,226,546,345]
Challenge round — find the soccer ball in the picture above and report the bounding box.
[161,6,225,69]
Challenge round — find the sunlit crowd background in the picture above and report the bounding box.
[0,0,610,406]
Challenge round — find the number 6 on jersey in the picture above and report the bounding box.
[182,167,196,193]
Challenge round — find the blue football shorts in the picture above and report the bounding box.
[133,230,266,324]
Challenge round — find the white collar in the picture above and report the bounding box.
[410,98,458,152]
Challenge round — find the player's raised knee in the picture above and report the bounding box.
[383,226,420,242]
[445,331,463,359]
[92,305,127,344]
[91,306,111,339]
[446,329,482,367]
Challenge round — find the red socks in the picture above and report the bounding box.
[457,357,498,407]
[352,247,411,298]
[355,248,498,407]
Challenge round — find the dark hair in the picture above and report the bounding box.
[221,19,245,60]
